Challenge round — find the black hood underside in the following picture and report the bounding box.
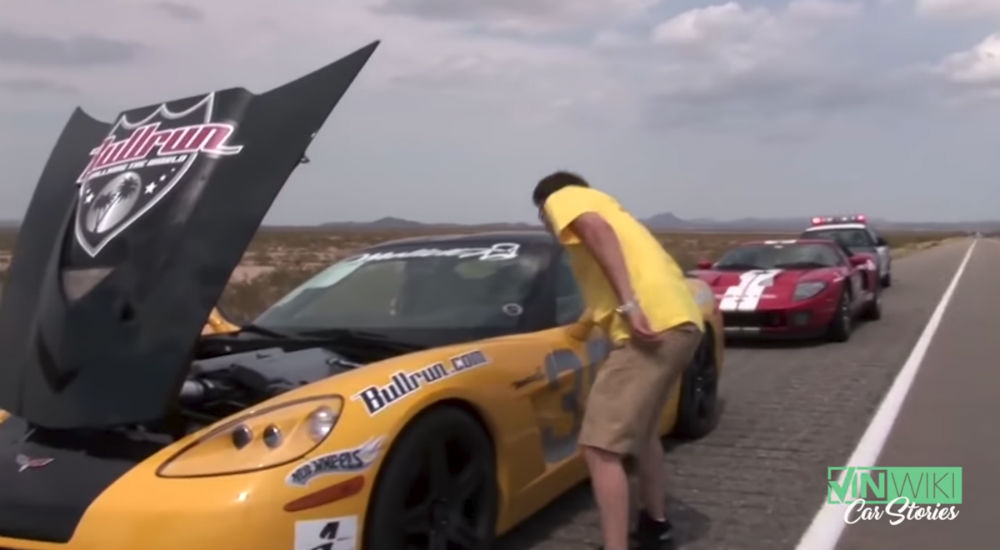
[0,41,379,429]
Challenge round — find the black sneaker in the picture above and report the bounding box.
[633,510,676,550]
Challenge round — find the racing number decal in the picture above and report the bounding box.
[294,516,358,550]
[311,523,340,550]
[719,270,782,311]
[539,349,585,463]
[539,337,612,463]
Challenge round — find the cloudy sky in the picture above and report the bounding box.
[1,0,999,225]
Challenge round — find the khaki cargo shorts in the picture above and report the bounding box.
[578,322,703,456]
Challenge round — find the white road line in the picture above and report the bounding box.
[795,238,978,550]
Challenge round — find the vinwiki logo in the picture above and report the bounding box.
[827,466,962,525]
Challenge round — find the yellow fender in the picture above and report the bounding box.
[201,307,240,335]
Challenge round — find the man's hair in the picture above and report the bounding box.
[532,171,589,206]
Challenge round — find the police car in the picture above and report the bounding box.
[800,215,892,287]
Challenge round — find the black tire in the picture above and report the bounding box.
[881,272,891,288]
[862,286,882,321]
[827,288,852,342]
[363,406,498,550]
[672,329,720,439]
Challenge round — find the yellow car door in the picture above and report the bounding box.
[523,252,612,465]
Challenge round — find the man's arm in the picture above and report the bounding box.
[568,212,635,306]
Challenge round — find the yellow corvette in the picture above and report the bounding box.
[0,42,724,550]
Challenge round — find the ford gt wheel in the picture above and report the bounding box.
[862,287,882,321]
[364,406,498,550]
[673,329,719,439]
[827,289,852,342]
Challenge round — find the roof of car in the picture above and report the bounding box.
[742,238,841,246]
[371,229,557,249]
[802,223,867,231]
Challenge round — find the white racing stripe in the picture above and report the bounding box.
[794,239,977,550]
[718,269,782,312]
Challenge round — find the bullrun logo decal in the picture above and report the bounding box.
[286,436,387,487]
[73,93,244,257]
[352,350,490,415]
[344,243,521,265]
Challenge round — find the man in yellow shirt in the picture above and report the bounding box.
[533,171,704,550]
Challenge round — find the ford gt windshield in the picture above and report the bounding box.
[252,241,546,340]
[715,243,843,270]
[802,228,875,249]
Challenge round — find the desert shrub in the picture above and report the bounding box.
[218,266,321,324]
[880,231,964,248]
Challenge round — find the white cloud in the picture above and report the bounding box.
[652,0,861,54]
[592,29,640,49]
[916,0,1000,19]
[5,0,999,225]
[787,0,864,19]
[933,33,1000,101]
[369,0,660,33]
[0,0,621,123]
[646,0,864,116]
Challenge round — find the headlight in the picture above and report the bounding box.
[794,281,827,300]
[0,410,8,424]
[157,396,343,478]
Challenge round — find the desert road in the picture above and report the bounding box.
[499,236,992,550]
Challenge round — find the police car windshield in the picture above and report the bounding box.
[253,241,545,334]
[715,243,843,270]
[803,228,875,248]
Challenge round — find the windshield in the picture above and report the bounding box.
[253,241,547,336]
[802,228,875,248]
[715,243,844,270]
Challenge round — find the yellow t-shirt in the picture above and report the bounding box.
[543,185,704,343]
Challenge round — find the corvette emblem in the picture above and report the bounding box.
[15,453,53,472]
[73,92,244,258]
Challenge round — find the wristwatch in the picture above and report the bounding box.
[615,299,638,315]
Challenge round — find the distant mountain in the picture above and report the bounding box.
[319,216,427,230]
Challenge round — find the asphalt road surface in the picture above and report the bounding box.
[498,237,979,550]
[832,237,996,550]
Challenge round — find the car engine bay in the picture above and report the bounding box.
[178,346,362,424]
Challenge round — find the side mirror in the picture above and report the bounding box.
[850,255,871,267]
[696,260,713,269]
[876,237,888,246]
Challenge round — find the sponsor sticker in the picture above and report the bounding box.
[294,516,358,550]
[352,350,490,415]
[286,436,387,487]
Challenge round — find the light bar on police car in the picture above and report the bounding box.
[810,214,867,225]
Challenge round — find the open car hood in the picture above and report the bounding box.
[0,41,379,429]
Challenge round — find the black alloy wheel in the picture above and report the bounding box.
[364,407,498,550]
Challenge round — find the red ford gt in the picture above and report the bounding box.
[689,239,882,341]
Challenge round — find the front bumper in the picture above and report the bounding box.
[719,295,839,339]
[0,416,371,550]
[0,472,368,550]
